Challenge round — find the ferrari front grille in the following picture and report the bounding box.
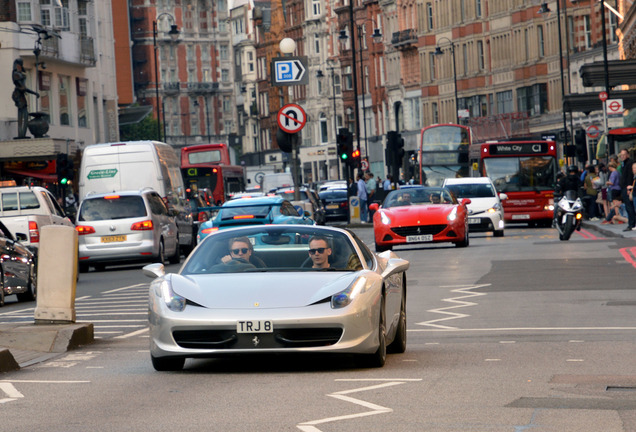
[172,327,343,350]
[392,224,447,237]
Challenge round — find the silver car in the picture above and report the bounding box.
[143,224,410,371]
[76,189,180,272]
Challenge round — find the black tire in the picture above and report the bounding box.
[493,229,504,237]
[359,296,387,368]
[17,263,36,302]
[155,240,166,264]
[387,283,407,354]
[168,237,181,264]
[79,262,89,273]
[559,217,574,241]
[151,355,185,371]
[375,242,392,253]
[94,263,106,272]
[456,225,470,247]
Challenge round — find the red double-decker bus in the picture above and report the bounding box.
[470,140,558,226]
[180,144,245,205]
[419,124,471,186]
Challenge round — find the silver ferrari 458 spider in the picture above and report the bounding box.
[143,224,409,371]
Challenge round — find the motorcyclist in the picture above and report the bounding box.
[553,165,582,226]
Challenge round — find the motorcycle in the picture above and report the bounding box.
[554,190,583,241]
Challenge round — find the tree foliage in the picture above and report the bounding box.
[119,115,161,141]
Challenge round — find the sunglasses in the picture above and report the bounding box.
[308,247,327,255]
[231,248,249,255]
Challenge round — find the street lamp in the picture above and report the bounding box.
[153,13,179,141]
[357,25,382,166]
[434,37,459,124]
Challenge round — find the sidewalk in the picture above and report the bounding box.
[581,219,636,239]
[0,322,93,372]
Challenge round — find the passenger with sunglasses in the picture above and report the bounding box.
[307,235,332,269]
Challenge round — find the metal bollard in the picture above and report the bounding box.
[34,225,78,324]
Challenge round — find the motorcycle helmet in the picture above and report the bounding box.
[568,165,578,173]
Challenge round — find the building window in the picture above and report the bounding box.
[344,66,352,90]
[426,3,433,30]
[429,52,436,80]
[220,44,229,61]
[477,41,484,70]
[496,90,513,114]
[609,11,618,43]
[432,102,439,124]
[537,25,544,58]
[312,0,321,16]
[17,2,32,21]
[333,73,341,95]
[320,113,328,144]
[475,0,482,18]
[55,1,70,30]
[59,75,71,126]
[314,34,320,54]
[584,16,592,48]
[77,78,88,128]
[221,69,229,82]
[517,84,547,116]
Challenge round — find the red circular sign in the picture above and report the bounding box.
[608,100,622,113]
[277,104,306,134]
[599,91,608,102]
[586,124,600,139]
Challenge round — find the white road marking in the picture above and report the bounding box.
[114,327,149,339]
[409,326,636,332]
[103,284,147,294]
[416,284,490,329]
[297,379,421,431]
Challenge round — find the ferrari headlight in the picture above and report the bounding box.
[155,279,186,312]
[379,210,391,225]
[447,207,458,222]
[331,278,367,309]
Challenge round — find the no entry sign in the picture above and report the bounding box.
[277,104,307,134]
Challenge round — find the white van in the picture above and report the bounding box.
[261,172,294,193]
[78,141,195,253]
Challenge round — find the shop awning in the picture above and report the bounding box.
[3,169,57,182]
[563,90,636,114]
[579,59,636,87]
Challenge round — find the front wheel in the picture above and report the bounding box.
[493,229,504,238]
[155,240,166,264]
[387,284,406,354]
[456,225,470,247]
[358,296,386,368]
[559,216,575,241]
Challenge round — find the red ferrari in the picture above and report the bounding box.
[369,186,471,252]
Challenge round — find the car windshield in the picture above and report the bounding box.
[276,190,309,200]
[78,195,148,221]
[383,187,455,208]
[445,183,496,198]
[182,226,363,274]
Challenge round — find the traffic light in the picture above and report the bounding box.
[56,153,68,184]
[337,128,353,162]
[351,147,361,165]
[56,153,74,185]
[386,131,398,167]
[574,128,586,163]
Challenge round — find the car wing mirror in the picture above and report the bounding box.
[369,203,380,211]
[499,193,508,200]
[142,263,165,279]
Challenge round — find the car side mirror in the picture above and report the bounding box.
[369,203,380,211]
[461,198,472,205]
[499,193,508,201]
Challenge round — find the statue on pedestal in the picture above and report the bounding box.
[11,58,39,139]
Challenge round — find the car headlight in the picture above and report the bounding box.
[331,278,367,309]
[154,279,186,312]
[380,210,391,225]
[447,207,458,222]
[487,203,501,213]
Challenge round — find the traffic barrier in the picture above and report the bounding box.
[34,225,78,324]
[349,196,360,223]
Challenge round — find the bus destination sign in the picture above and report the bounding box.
[490,143,548,155]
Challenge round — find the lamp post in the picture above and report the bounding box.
[539,2,570,158]
[153,13,179,141]
[356,25,382,166]
[434,37,459,124]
